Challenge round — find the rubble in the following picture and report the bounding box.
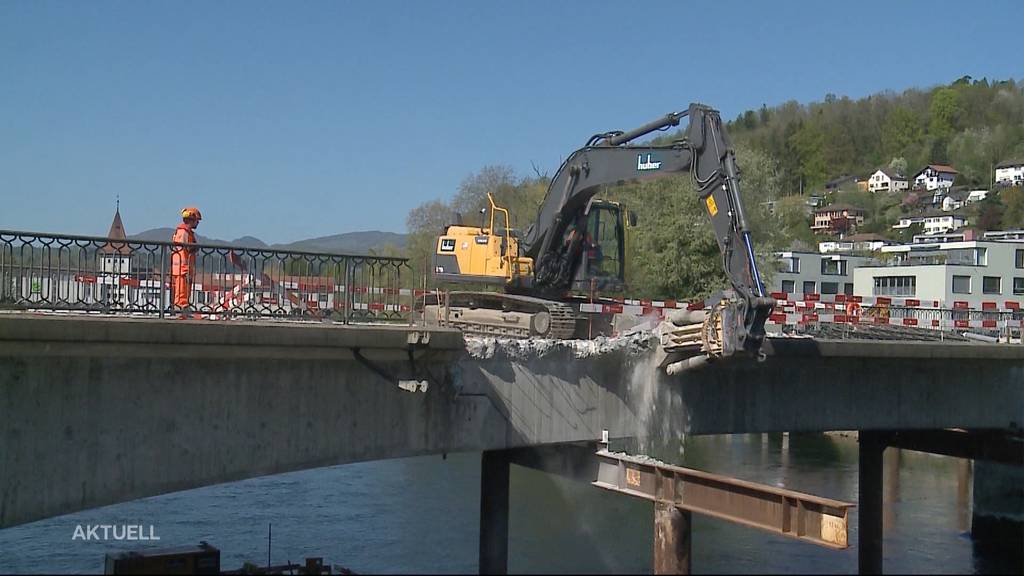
[463,329,656,360]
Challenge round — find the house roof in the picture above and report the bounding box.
[844,233,891,243]
[815,203,865,214]
[101,208,132,256]
[921,209,968,219]
[874,167,907,180]
[914,164,959,177]
[996,159,1024,169]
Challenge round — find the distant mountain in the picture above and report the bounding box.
[130,228,406,255]
[129,228,266,248]
[277,231,407,254]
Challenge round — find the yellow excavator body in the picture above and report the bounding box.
[432,195,533,286]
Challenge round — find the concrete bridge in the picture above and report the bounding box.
[2,314,1022,573]
[2,313,1021,529]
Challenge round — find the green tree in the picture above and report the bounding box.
[974,195,1006,231]
[928,87,965,140]
[789,121,827,190]
[1001,187,1024,229]
[881,107,922,160]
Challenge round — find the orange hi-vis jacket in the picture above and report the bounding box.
[171,224,197,275]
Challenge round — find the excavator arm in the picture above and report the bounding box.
[522,103,775,358]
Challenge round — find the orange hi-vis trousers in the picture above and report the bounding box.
[172,274,193,308]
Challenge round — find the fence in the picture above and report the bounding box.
[0,229,414,323]
[579,292,1024,341]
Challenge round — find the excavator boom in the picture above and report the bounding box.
[522,104,774,357]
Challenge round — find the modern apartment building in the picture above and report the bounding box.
[772,251,878,296]
[852,240,1024,307]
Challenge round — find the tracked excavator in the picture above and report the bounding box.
[426,103,776,367]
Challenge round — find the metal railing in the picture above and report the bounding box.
[770,304,1024,342]
[0,229,413,323]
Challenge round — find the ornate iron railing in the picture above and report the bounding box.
[0,229,413,323]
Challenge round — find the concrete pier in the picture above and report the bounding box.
[479,450,511,575]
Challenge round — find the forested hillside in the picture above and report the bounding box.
[405,77,1024,300]
[724,75,1024,191]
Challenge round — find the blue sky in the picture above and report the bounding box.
[1,1,1021,243]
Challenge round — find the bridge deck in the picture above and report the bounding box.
[1,314,1021,528]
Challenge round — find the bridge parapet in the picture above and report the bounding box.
[0,228,415,323]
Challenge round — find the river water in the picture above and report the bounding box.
[0,433,1016,574]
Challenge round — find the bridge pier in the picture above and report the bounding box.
[479,449,511,575]
[653,502,692,575]
[972,460,1024,570]
[858,431,885,575]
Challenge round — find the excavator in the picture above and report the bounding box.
[426,103,776,366]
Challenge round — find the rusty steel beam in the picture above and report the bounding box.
[593,450,854,549]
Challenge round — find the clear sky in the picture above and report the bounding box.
[1,0,1021,243]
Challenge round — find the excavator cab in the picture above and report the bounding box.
[571,200,627,294]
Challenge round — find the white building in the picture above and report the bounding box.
[853,240,1024,308]
[868,168,909,193]
[983,229,1024,242]
[892,211,968,236]
[913,164,958,191]
[773,251,878,297]
[818,233,895,254]
[995,160,1024,186]
[967,189,989,204]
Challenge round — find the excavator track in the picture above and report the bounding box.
[428,291,578,339]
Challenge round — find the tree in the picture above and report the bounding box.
[1001,187,1024,229]
[881,107,922,160]
[888,157,908,177]
[928,87,964,140]
[975,196,1006,231]
[405,199,454,285]
[450,165,518,219]
[789,121,827,190]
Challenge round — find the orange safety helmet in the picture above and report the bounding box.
[181,207,203,221]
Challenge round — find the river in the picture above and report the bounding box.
[0,433,1017,573]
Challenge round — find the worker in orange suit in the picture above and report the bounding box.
[171,207,202,318]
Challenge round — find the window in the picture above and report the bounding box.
[1016,249,1024,269]
[952,275,971,294]
[820,259,848,276]
[781,280,795,294]
[821,282,839,295]
[947,248,987,266]
[1014,278,1024,296]
[983,276,1002,294]
[874,276,916,297]
[778,256,800,274]
[802,281,816,295]
[844,283,854,296]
